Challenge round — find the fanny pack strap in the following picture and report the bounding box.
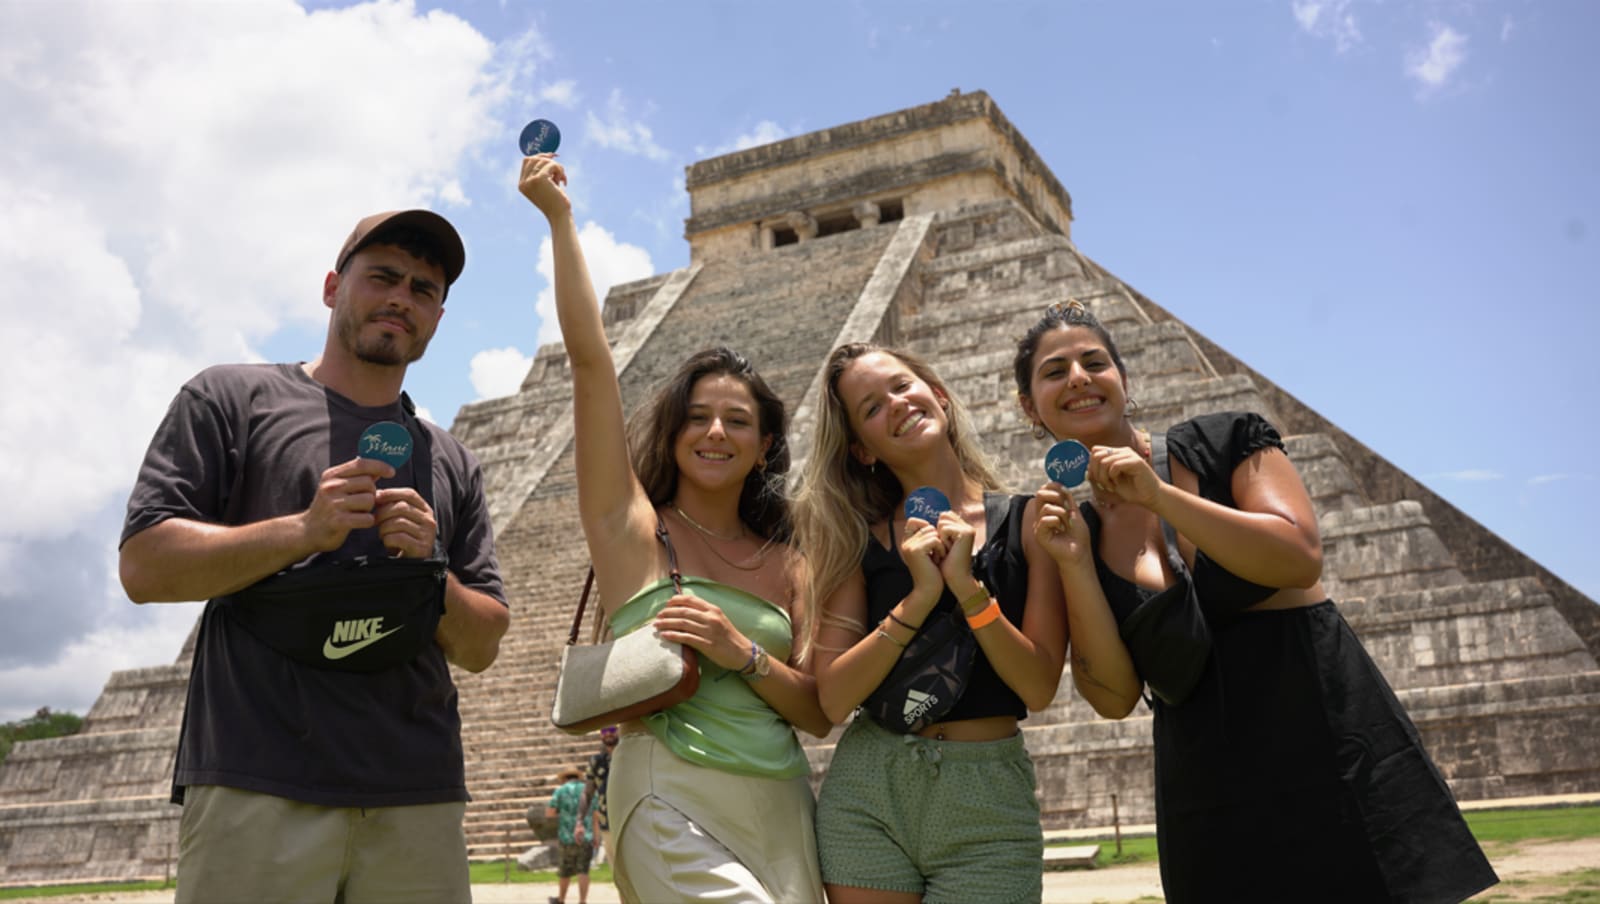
[1147,432,1189,581]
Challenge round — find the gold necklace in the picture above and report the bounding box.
[673,505,745,541]
[671,505,777,571]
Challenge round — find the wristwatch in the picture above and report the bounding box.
[742,644,772,681]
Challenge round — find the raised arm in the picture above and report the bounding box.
[518,156,658,603]
[1093,445,1323,590]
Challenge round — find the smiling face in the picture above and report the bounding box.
[673,372,772,494]
[834,350,950,468]
[1020,324,1129,443]
[326,243,446,367]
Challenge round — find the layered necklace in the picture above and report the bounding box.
[672,505,778,571]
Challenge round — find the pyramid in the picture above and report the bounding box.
[3,90,1596,884]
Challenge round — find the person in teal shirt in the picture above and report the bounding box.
[545,766,596,904]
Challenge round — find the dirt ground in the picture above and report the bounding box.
[8,836,1596,903]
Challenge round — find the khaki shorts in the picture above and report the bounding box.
[176,784,469,904]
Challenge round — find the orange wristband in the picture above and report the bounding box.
[964,598,1002,630]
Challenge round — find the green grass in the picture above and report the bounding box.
[1042,805,1600,872]
[1475,867,1600,903]
[1466,805,1600,843]
[467,859,612,885]
[0,880,168,900]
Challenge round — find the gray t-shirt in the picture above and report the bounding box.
[122,363,504,807]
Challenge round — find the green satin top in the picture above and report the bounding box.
[609,575,810,779]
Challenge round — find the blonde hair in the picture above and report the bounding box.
[793,343,1003,660]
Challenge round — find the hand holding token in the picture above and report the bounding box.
[1033,482,1091,568]
[1089,444,1162,509]
[374,487,436,558]
[301,457,393,553]
[519,154,570,218]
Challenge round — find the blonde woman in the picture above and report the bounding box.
[794,343,1067,904]
[521,155,827,903]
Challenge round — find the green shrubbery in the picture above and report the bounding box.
[0,708,83,764]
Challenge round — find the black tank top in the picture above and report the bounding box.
[861,493,1033,722]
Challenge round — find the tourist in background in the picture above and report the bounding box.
[1013,299,1497,902]
[546,765,597,904]
[576,725,617,867]
[520,153,827,902]
[794,342,1067,903]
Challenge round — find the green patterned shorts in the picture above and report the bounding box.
[816,717,1044,903]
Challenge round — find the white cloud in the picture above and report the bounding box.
[700,120,792,158]
[1407,23,1469,91]
[470,346,535,400]
[1292,0,1362,53]
[1429,469,1503,482]
[585,89,672,161]
[1528,473,1584,487]
[541,79,579,108]
[533,222,654,347]
[0,0,514,712]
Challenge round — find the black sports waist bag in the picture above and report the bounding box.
[226,555,447,673]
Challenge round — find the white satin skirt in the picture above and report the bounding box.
[609,732,823,903]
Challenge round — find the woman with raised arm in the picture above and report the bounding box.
[520,155,827,903]
[1014,300,1497,903]
[793,343,1067,904]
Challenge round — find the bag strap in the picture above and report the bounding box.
[1147,432,1190,580]
[567,512,685,646]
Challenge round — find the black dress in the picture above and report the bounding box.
[1083,412,1498,904]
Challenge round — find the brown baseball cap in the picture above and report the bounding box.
[335,209,466,287]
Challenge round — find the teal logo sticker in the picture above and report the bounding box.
[1044,439,1090,487]
[358,421,413,468]
[519,119,561,156]
[904,486,951,524]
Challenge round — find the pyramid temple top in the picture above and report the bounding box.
[682,89,1074,264]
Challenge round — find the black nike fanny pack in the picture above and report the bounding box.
[226,556,447,673]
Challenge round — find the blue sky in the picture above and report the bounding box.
[1,0,1594,722]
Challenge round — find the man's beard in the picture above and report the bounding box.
[338,310,431,366]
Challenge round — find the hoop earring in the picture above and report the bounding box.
[1125,397,1139,416]
[1031,422,1047,441]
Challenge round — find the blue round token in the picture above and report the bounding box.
[519,118,561,156]
[1044,439,1090,488]
[903,486,952,524]
[358,421,413,469]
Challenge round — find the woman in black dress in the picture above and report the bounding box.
[1014,300,1497,903]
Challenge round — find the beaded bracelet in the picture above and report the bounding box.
[965,598,1002,630]
[737,641,760,675]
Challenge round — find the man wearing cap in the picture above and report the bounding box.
[119,210,509,904]
[545,765,597,904]
[576,726,617,867]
